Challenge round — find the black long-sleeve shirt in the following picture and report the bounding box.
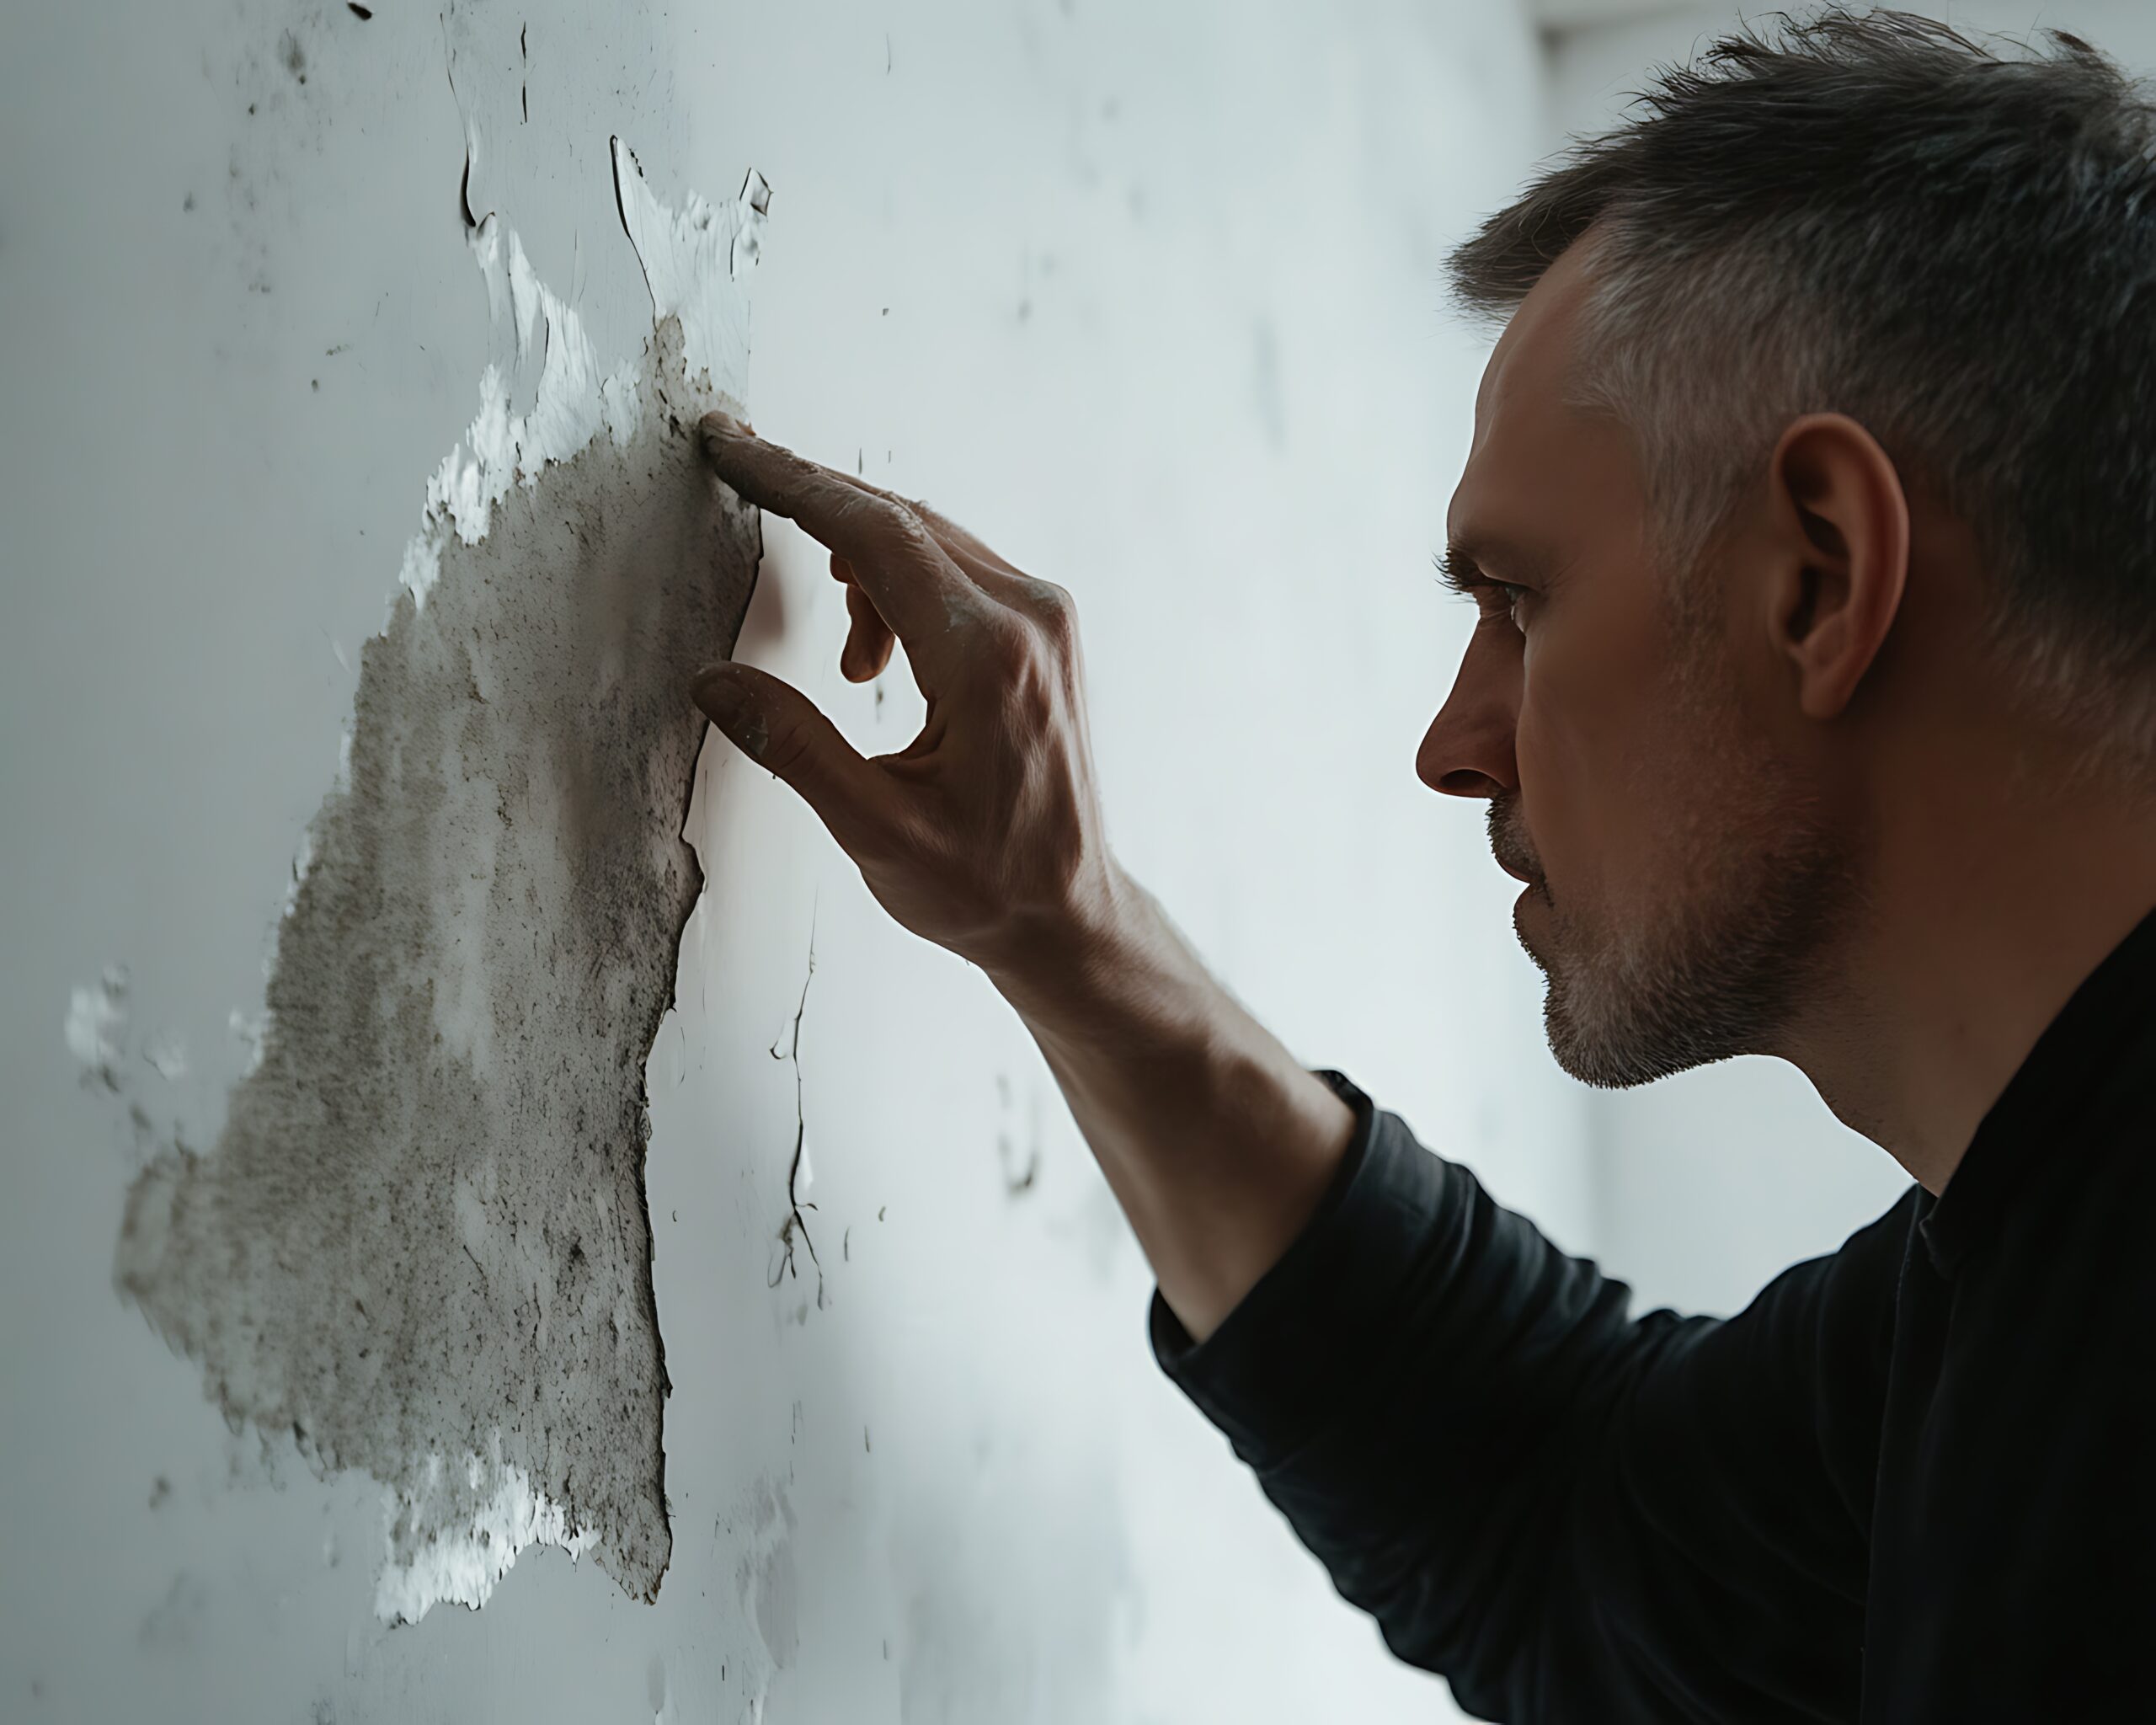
[1150,906,2156,1722]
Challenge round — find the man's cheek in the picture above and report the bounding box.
[1513,697,1588,887]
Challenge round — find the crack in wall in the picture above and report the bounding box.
[764,918,824,1309]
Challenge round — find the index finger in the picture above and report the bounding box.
[700,413,987,650]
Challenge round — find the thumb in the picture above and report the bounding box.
[691,660,886,844]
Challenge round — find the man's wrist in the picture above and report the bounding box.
[985,862,1203,1055]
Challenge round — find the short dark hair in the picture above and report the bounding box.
[1446,5,2156,788]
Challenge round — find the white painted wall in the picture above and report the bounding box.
[0,3,1582,1721]
[1543,0,2156,1316]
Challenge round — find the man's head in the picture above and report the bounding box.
[1420,8,2156,1089]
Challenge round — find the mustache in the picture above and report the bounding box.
[1488,798,1542,884]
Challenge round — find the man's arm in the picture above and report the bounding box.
[992,865,1355,1343]
[688,413,1354,1343]
[687,417,1897,1721]
[1148,1076,1907,1721]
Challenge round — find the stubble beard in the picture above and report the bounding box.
[1531,638,1865,1090]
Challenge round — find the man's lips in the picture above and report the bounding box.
[1496,855,1537,885]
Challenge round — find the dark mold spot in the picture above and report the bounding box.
[1001,1137,1041,1195]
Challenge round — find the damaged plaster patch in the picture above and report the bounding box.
[113,144,770,1623]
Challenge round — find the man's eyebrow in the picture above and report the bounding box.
[1437,534,1552,595]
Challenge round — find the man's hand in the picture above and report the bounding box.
[692,410,1124,987]
[691,410,1355,1346]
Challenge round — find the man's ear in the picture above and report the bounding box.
[1763,413,1910,722]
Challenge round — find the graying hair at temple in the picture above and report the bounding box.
[1446,6,2156,791]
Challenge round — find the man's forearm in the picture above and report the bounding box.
[686,418,1354,1345]
[991,867,1358,1345]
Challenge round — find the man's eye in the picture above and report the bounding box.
[1484,582,1532,624]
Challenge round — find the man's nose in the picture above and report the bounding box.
[1417,646,1518,799]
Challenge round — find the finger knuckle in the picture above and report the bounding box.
[979,612,1035,676]
[912,499,969,547]
[876,499,937,555]
[1026,579,1078,641]
[758,713,816,779]
[1009,660,1059,732]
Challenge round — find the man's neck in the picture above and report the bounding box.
[1788,742,2156,1195]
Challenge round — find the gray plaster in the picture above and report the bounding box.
[113,315,758,1621]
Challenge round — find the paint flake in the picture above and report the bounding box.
[66,967,130,1090]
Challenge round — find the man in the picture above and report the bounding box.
[688,8,2156,1722]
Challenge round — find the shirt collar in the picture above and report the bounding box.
[1918,902,2156,1276]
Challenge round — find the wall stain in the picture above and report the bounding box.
[995,1071,1043,1197]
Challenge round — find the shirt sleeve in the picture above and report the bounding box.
[1149,1070,1911,1724]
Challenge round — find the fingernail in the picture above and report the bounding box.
[700,409,752,449]
[691,662,747,724]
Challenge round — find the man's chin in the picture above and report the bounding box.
[1512,882,1550,971]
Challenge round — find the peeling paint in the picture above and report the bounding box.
[142,1033,189,1083]
[112,142,768,1624]
[65,967,130,1091]
[612,138,770,391]
[398,216,637,609]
